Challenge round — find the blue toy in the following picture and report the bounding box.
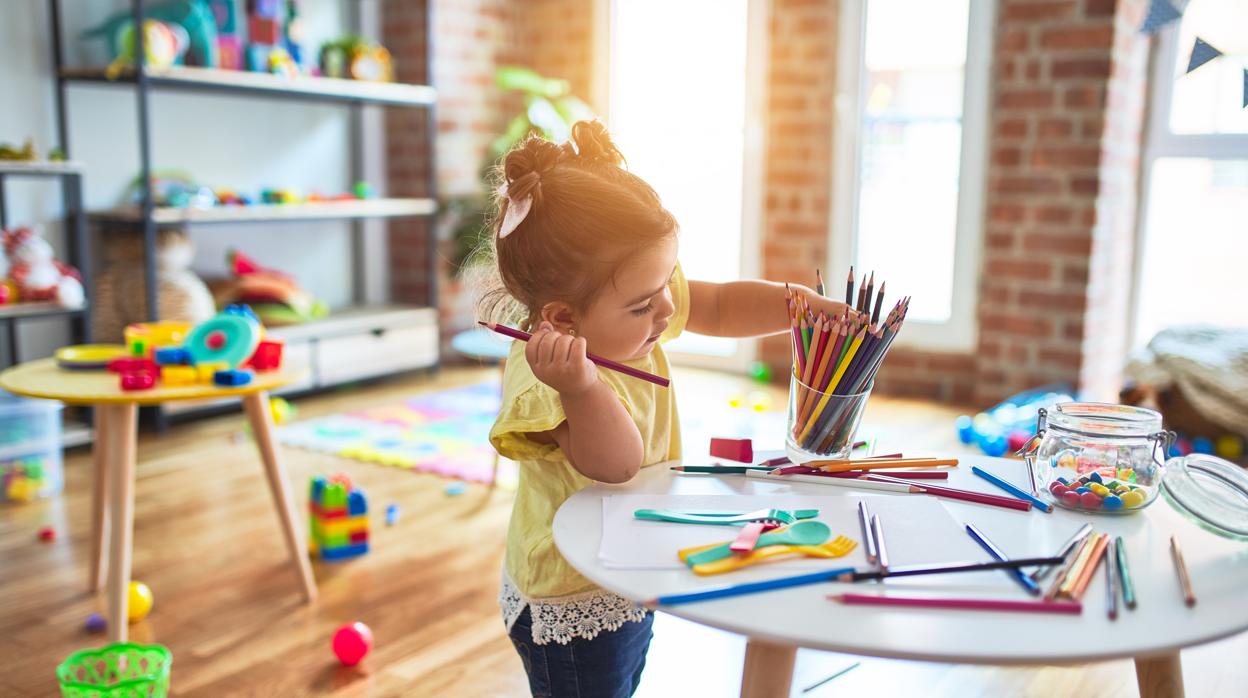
[956,384,1076,457]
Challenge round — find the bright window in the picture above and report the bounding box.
[1134,4,1248,346]
[831,0,992,350]
[604,0,763,366]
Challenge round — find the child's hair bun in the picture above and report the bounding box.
[570,120,624,167]
[503,137,565,206]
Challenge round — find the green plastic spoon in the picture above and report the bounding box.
[685,520,832,567]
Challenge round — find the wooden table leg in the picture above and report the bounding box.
[88,406,112,592]
[1136,652,1185,698]
[740,638,797,698]
[104,404,138,644]
[243,391,317,602]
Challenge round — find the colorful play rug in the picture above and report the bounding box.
[277,382,517,487]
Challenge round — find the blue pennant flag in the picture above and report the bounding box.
[1186,38,1223,74]
[1140,0,1182,35]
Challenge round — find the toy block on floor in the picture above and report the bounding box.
[309,474,369,561]
[710,437,754,463]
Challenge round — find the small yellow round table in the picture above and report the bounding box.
[0,358,317,643]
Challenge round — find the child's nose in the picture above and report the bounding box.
[657,289,676,319]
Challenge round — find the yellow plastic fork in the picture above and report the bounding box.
[678,535,859,576]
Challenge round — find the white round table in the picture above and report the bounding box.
[553,454,1248,698]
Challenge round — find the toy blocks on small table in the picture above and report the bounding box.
[710,437,754,463]
[309,474,369,561]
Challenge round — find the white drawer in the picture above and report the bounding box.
[314,324,438,385]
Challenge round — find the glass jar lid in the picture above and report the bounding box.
[1161,454,1248,540]
[1045,402,1164,439]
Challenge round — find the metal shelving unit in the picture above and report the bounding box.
[50,0,440,421]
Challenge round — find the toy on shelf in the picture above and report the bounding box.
[309,474,370,561]
[0,139,37,161]
[956,384,1075,457]
[1,226,85,309]
[319,35,393,82]
[332,621,373,666]
[127,171,217,209]
[83,0,220,70]
[101,305,282,391]
[208,0,242,69]
[247,0,306,75]
[212,248,327,326]
[105,20,190,80]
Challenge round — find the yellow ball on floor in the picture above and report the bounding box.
[128,581,154,622]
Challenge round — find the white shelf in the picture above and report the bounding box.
[89,198,437,225]
[61,65,436,107]
[0,160,83,176]
[267,304,437,342]
[0,302,86,321]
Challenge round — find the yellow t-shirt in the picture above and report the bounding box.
[490,264,690,599]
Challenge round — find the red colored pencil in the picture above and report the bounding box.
[478,321,670,387]
[865,474,1033,512]
[830,593,1083,615]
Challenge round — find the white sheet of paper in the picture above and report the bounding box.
[598,494,1020,589]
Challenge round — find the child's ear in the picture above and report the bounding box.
[539,302,576,334]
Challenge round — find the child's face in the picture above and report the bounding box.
[578,236,678,362]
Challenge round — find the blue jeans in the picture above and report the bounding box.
[508,607,655,698]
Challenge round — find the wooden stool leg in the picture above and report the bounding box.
[740,638,796,698]
[89,406,112,592]
[1136,652,1185,698]
[105,404,138,644]
[243,391,317,603]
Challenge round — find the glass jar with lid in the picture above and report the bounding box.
[1026,403,1173,514]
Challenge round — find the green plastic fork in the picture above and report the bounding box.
[632,508,819,526]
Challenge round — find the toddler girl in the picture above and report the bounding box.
[480,121,849,697]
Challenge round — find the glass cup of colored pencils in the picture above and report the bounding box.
[784,271,908,462]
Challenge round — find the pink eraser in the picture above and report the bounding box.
[710,437,753,463]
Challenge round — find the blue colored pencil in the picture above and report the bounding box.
[971,465,1052,513]
[646,567,857,607]
[965,523,1042,596]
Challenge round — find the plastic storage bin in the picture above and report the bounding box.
[0,390,63,503]
[56,643,172,698]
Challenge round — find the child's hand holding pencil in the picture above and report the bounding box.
[526,321,599,395]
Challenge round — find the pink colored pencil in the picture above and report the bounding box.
[830,593,1083,615]
[479,321,670,387]
[772,466,948,480]
[865,474,1033,512]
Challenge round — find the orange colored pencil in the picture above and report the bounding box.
[1046,534,1094,601]
[1069,534,1110,600]
[811,459,959,473]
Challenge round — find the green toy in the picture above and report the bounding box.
[83,0,219,69]
[56,643,172,698]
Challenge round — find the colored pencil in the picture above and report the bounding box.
[671,465,775,474]
[1030,523,1093,584]
[845,557,1065,583]
[812,458,958,472]
[479,321,670,387]
[864,474,1034,512]
[816,268,825,296]
[971,466,1052,513]
[871,281,886,325]
[845,267,855,306]
[646,566,858,607]
[965,524,1041,595]
[1105,539,1119,620]
[831,594,1083,615]
[871,514,889,573]
[858,501,877,565]
[1068,534,1110,601]
[746,469,923,493]
[1115,536,1136,609]
[1045,534,1094,601]
[1170,535,1196,607]
[758,456,793,467]
[771,466,947,479]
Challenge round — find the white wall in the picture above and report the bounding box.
[2,0,375,359]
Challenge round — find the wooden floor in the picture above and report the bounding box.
[1,366,1244,697]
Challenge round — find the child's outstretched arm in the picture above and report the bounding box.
[686,280,852,338]
[525,322,644,484]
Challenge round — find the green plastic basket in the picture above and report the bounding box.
[56,643,172,698]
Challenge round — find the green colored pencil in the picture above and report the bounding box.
[670,465,775,474]
[1115,535,1136,609]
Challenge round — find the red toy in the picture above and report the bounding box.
[332,622,373,666]
[107,357,157,374]
[710,437,754,463]
[246,339,284,371]
[38,525,56,542]
[121,371,157,391]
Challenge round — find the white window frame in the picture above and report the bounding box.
[593,0,769,372]
[828,0,994,352]
[1131,23,1248,346]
